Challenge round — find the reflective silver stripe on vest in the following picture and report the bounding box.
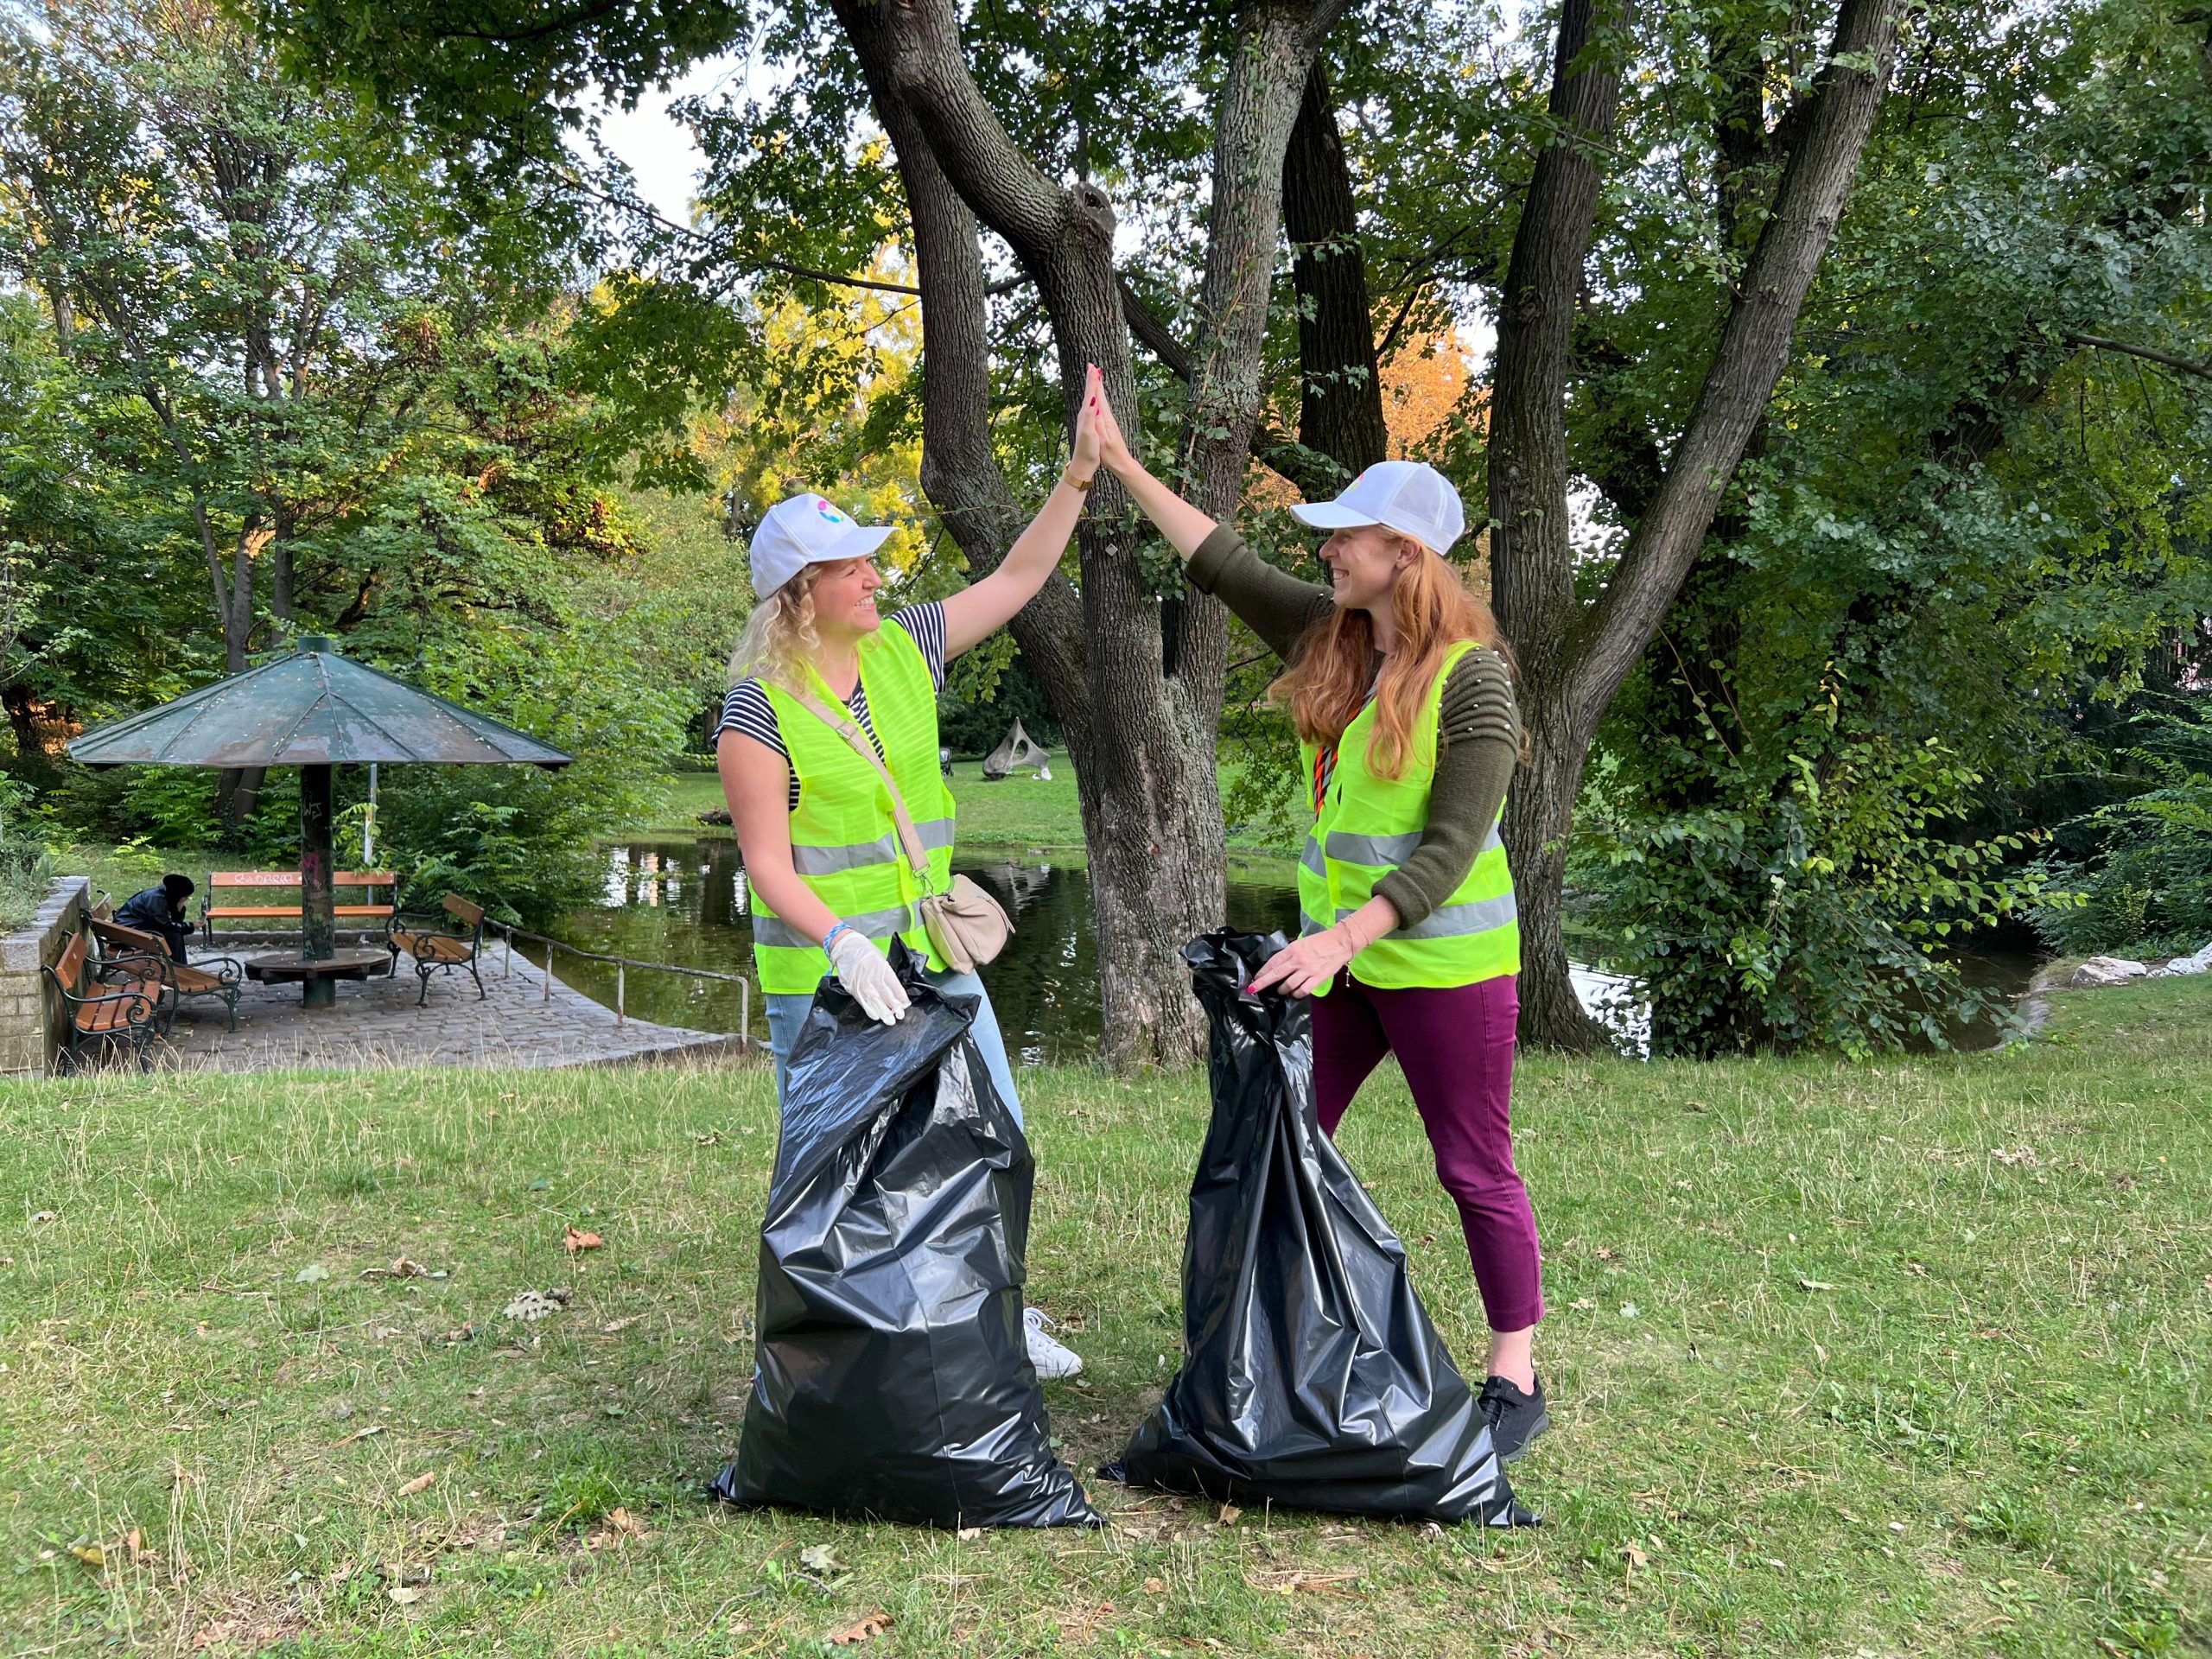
[752,901,916,951]
[789,816,956,878]
[1322,823,1504,868]
[1300,836,1326,877]
[1300,910,1331,938]
[1335,890,1517,941]
[1325,830,1421,867]
[791,832,897,877]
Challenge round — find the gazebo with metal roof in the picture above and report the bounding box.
[69,636,570,1006]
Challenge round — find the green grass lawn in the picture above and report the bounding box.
[2,978,2207,1656]
[640,762,1294,857]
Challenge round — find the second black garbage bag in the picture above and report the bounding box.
[710,944,1097,1529]
[1111,931,1535,1526]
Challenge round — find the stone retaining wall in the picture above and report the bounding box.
[0,876,91,1078]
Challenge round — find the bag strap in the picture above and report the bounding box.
[791,688,937,889]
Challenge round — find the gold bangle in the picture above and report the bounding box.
[1064,472,1095,492]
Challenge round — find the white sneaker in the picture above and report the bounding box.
[1023,1307,1084,1380]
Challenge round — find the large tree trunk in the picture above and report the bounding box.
[1496,0,1902,1049]
[1488,0,1629,1052]
[1282,61,1389,480]
[833,0,1346,1066]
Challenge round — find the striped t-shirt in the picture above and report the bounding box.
[717,603,947,811]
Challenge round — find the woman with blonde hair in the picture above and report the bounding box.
[1092,407,1550,1463]
[717,365,1107,1382]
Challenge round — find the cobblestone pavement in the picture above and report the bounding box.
[147,937,748,1073]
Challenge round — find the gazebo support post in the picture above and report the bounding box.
[299,762,336,1007]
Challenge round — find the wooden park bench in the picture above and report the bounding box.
[200,870,396,943]
[386,893,488,1007]
[42,931,162,1071]
[88,917,245,1033]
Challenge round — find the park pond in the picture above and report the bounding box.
[545,840,2039,1058]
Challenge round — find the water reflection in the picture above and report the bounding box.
[551,841,2038,1058]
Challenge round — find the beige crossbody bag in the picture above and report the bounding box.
[795,692,1013,974]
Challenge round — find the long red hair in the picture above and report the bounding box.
[1270,539,1519,779]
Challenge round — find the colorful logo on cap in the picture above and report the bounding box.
[816,499,846,524]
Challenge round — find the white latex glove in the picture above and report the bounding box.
[827,927,911,1026]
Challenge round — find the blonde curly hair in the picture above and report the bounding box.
[728,567,825,694]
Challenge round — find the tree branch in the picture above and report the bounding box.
[1572,0,1904,734]
[2064,332,2212,383]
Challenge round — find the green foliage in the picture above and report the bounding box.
[2034,702,2212,957]
[938,646,1062,756]
[0,769,54,930]
[1584,735,2053,1057]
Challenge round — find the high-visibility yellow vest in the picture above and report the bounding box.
[750,620,956,995]
[1296,639,1519,994]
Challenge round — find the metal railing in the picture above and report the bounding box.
[486,919,752,1048]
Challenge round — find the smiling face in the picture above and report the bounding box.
[807,556,884,644]
[1317,524,1420,614]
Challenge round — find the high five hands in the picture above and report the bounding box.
[1085,372,1134,476]
[1070,364,1106,480]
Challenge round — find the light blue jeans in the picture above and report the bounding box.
[764,966,1025,1128]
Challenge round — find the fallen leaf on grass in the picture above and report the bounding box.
[606,1508,647,1538]
[30,1210,58,1224]
[331,1424,386,1446]
[1797,1279,1839,1293]
[359,1258,430,1280]
[439,1324,478,1344]
[601,1315,643,1334]
[956,1526,982,1541]
[1142,1577,1166,1594]
[386,1586,423,1605]
[563,1226,603,1254]
[1217,1503,1243,1526]
[1991,1146,2039,1167]
[798,1544,845,1576]
[293,1264,329,1284]
[396,1471,436,1497]
[828,1611,893,1645]
[67,1541,105,1569]
[1569,1297,1596,1312]
[503,1290,563,1322]
[1245,1571,1365,1598]
[1624,1544,1649,1570]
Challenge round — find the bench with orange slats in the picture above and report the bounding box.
[200,870,396,940]
[89,917,245,1033]
[42,931,161,1071]
[387,893,488,1006]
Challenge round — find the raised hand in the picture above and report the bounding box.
[1089,375,1135,475]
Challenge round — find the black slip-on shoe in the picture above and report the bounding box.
[1478,1372,1552,1465]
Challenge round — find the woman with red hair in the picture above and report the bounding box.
[1093,409,1549,1465]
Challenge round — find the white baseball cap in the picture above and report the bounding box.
[748,492,895,598]
[1289,461,1465,556]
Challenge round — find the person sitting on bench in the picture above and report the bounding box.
[115,874,196,964]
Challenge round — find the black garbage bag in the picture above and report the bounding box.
[709,944,1098,1529]
[1109,931,1535,1526]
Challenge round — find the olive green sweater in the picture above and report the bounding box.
[1189,525,1522,930]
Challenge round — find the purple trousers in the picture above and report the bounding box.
[1312,970,1545,1332]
